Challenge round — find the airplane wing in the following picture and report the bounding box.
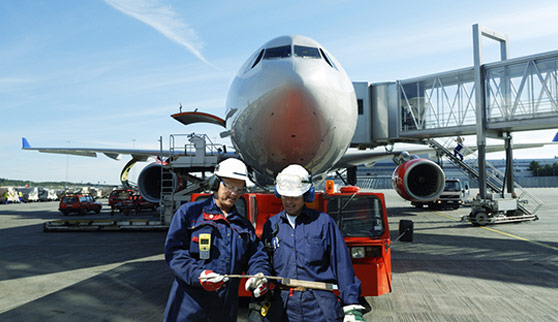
[334,134,558,169]
[334,147,433,169]
[21,112,232,161]
[22,137,166,161]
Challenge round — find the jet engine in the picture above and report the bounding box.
[137,162,178,204]
[391,158,445,202]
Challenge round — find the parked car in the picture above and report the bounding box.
[108,189,135,207]
[109,189,157,215]
[59,194,102,215]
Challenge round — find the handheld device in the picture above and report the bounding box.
[199,233,211,259]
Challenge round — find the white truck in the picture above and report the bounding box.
[412,178,468,210]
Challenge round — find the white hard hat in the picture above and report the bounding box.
[214,158,248,182]
[275,164,312,197]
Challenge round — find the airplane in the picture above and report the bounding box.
[21,35,557,206]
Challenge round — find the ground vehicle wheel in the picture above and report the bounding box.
[398,220,414,242]
[469,212,479,226]
[61,210,68,216]
[475,211,490,226]
[95,208,101,214]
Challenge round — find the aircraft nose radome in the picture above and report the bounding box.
[253,86,329,173]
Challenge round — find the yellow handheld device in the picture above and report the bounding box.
[199,233,211,259]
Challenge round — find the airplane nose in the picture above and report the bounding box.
[263,85,324,167]
[228,56,356,180]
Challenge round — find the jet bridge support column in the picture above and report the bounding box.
[505,132,514,195]
[473,24,508,199]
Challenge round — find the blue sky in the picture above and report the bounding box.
[2,0,558,185]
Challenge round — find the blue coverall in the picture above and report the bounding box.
[164,197,270,322]
[262,207,362,322]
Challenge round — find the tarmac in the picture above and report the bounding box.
[0,188,557,321]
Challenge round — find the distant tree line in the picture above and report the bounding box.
[528,161,558,176]
[0,178,113,189]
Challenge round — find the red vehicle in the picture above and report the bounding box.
[110,189,158,214]
[108,189,135,207]
[191,185,396,297]
[59,194,102,215]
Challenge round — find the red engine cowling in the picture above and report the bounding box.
[392,158,445,202]
[137,162,178,204]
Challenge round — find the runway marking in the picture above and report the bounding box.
[0,253,164,314]
[430,211,558,252]
[429,211,458,221]
[480,227,558,251]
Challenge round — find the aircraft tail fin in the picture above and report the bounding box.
[22,137,31,149]
[553,132,558,142]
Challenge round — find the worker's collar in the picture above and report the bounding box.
[202,197,240,222]
[280,206,310,222]
[202,211,228,222]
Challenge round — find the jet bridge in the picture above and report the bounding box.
[352,24,558,223]
[352,30,558,145]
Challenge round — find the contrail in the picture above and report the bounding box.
[104,0,216,68]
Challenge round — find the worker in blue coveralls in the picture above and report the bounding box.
[454,136,465,161]
[163,158,271,322]
[262,164,366,322]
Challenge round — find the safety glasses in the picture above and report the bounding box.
[275,174,311,190]
[221,180,247,194]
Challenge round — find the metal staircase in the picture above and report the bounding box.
[427,138,543,223]
[159,133,225,224]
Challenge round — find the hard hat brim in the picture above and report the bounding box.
[275,184,311,197]
[215,172,248,182]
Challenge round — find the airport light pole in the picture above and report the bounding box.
[65,140,70,188]
[131,139,136,183]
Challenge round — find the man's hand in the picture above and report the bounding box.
[199,270,229,291]
[343,304,365,322]
[244,272,268,298]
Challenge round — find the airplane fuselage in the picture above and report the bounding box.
[226,35,357,185]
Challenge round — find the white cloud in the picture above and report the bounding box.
[103,0,216,68]
[0,77,40,86]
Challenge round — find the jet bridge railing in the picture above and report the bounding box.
[399,67,477,136]
[484,50,558,131]
[397,49,558,138]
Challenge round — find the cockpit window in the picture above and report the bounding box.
[319,48,337,70]
[294,46,321,59]
[251,49,265,69]
[263,45,291,59]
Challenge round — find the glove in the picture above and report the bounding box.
[199,270,229,291]
[343,304,366,322]
[244,272,268,298]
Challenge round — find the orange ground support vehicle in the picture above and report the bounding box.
[191,185,393,297]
